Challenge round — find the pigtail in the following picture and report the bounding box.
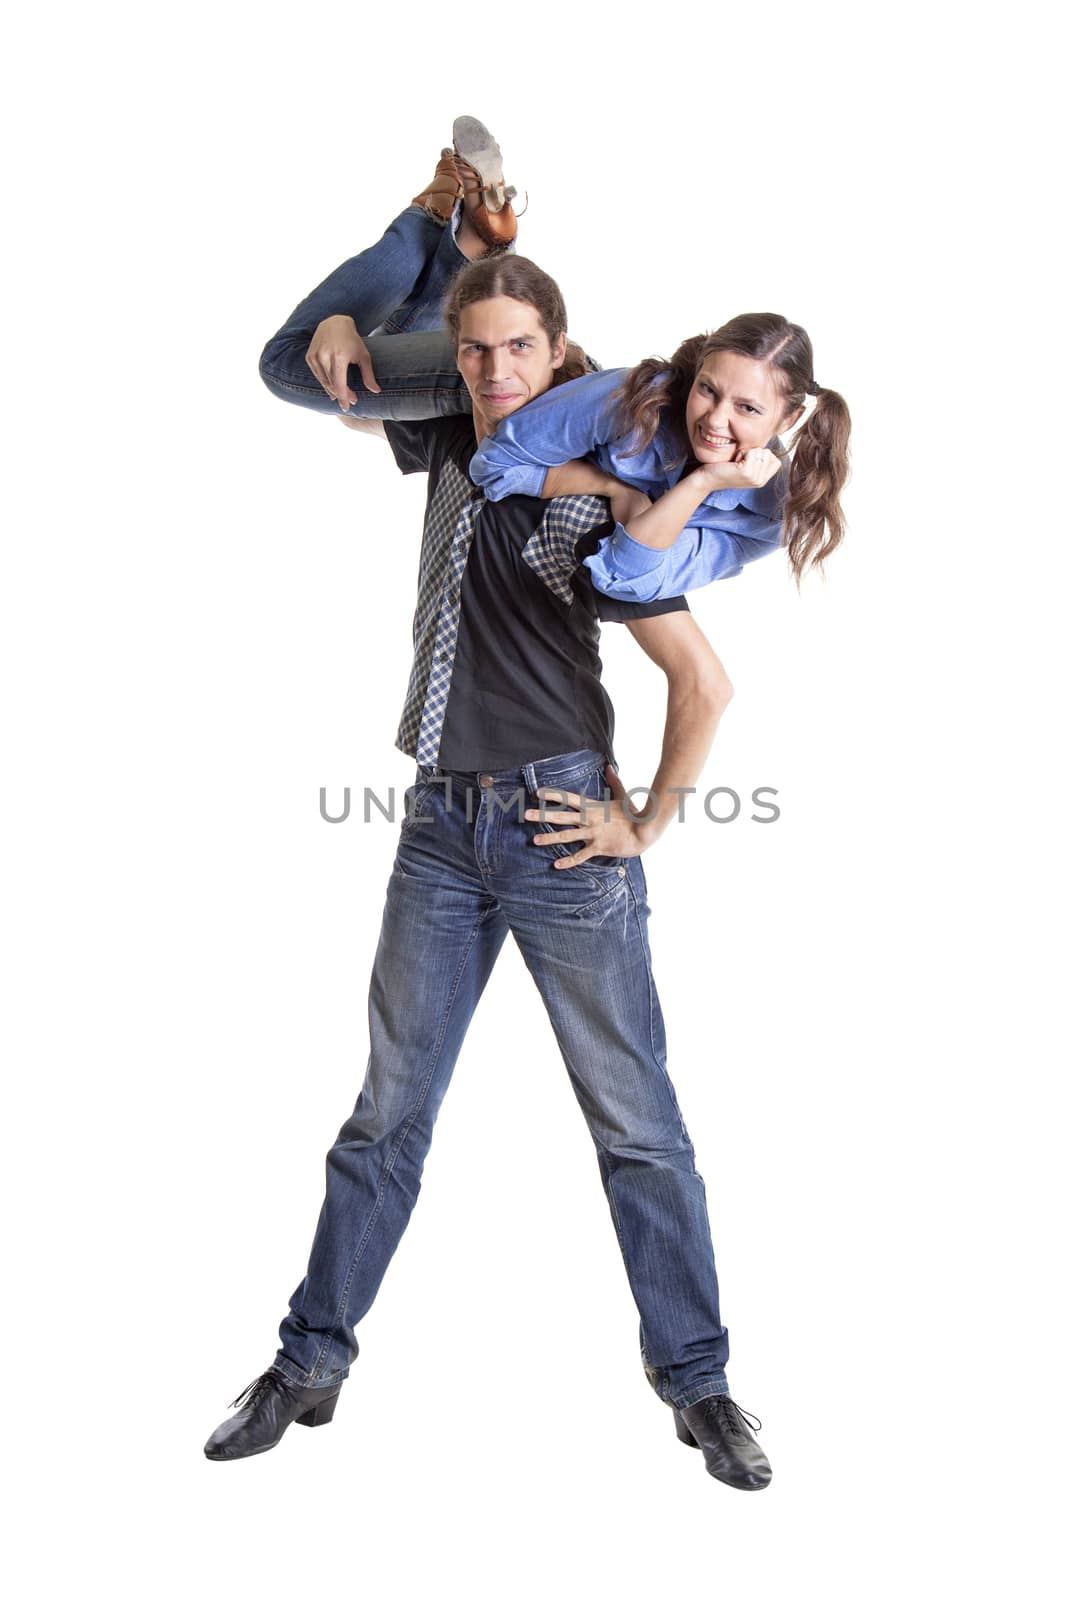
[782,386,852,586]
[610,336,707,462]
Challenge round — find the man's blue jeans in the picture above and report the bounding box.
[258,205,472,420]
[273,750,732,1410]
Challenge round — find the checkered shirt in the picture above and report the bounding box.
[395,476,613,765]
[520,492,614,607]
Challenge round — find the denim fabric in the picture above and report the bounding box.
[257,205,602,424]
[258,205,471,420]
[273,748,731,1409]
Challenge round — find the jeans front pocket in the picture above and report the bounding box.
[536,764,623,871]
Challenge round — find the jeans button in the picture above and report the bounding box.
[480,774,494,788]
[617,867,626,877]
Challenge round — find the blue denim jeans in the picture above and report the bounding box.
[273,750,731,1409]
[258,205,472,420]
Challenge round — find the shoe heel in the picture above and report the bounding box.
[673,1409,699,1448]
[296,1391,339,1427]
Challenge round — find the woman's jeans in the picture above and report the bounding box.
[273,751,732,1410]
[258,205,472,421]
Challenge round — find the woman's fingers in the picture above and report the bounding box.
[329,353,358,411]
[304,335,376,408]
[305,342,347,406]
[356,341,381,395]
[737,447,781,486]
[302,314,379,409]
[304,343,329,396]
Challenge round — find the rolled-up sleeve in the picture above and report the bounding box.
[582,521,749,601]
[582,524,672,602]
[468,368,628,500]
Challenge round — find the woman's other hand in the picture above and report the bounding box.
[306,315,381,410]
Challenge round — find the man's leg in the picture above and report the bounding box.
[258,205,473,418]
[490,758,731,1411]
[273,779,508,1388]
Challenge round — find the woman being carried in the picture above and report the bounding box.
[469,323,853,602]
[259,118,851,603]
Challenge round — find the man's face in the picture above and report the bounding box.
[684,349,804,465]
[456,295,567,437]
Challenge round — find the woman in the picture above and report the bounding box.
[259,119,850,603]
[468,323,853,602]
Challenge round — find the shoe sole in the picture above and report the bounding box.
[205,1440,279,1460]
[452,115,506,193]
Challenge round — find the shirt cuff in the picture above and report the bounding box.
[468,453,548,499]
[599,523,667,577]
[580,524,669,603]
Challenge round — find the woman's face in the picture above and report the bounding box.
[684,349,803,465]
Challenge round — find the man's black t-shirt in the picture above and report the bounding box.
[384,415,689,770]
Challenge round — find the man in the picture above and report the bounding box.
[206,163,771,1489]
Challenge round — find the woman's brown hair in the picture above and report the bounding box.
[615,314,851,584]
[443,254,592,385]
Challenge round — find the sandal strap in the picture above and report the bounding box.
[462,181,518,211]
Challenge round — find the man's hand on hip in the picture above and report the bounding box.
[525,765,652,868]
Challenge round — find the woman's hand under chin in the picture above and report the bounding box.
[697,447,782,493]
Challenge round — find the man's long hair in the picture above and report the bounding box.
[443,255,593,386]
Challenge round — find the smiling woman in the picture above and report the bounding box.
[687,352,787,461]
[468,313,853,600]
[256,125,850,606]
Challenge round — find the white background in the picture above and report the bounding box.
[4,1,1086,1595]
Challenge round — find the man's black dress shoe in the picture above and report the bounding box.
[204,1368,342,1461]
[645,1366,771,1490]
[674,1394,772,1490]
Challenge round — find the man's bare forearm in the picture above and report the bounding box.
[635,677,730,845]
[622,612,733,848]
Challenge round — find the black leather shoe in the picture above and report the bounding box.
[674,1394,772,1490]
[204,1368,342,1461]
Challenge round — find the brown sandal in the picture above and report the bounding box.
[410,148,462,225]
[452,115,520,247]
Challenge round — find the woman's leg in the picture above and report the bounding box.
[261,325,470,421]
[258,203,477,419]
